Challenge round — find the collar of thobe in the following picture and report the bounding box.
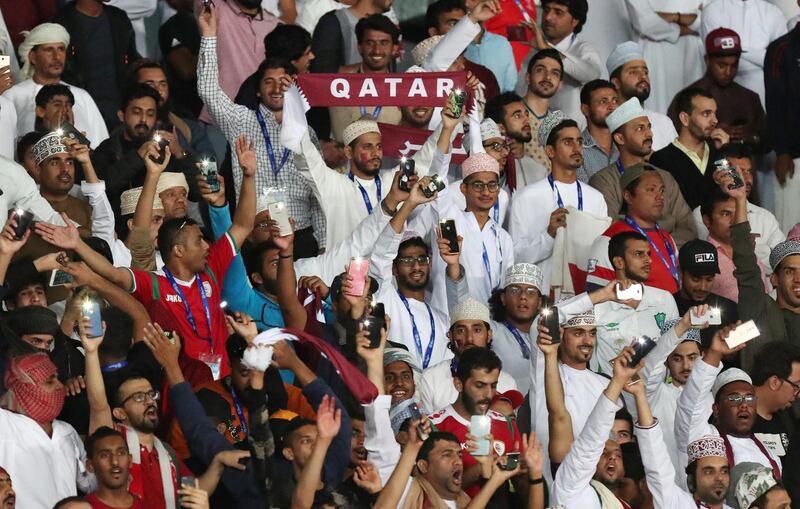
[551,32,577,52]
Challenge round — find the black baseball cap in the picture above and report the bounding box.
[679,239,721,277]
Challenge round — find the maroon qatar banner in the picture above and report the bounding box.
[379,123,468,164]
[295,72,469,107]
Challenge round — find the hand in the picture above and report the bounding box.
[521,432,543,479]
[224,312,258,342]
[678,304,711,335]
[466,432,496,478]
[298,276,330,299]
[406,419,432,451]
[235,135,257,178]
[610,345,643,383]
[613,279,642,308]
[196,169,226,207]
[178,484,210,509]
[33,251,66,273]
[408,177,436,205]
[546,208,568,237]
[536,318,559,358]
[35,213,81,250]
[137,140,160,162]
[316,394,342,441]
[713,166,748,201]
[0,216,30,255]
[212,449,250,471]
[142,322,181,369]
[0,65,11,95]
[270,340,302,371]
[385,168,413,211]
[622,374,645,397]
[355,316,388,365]
[78,315,106,354]
[197,1,217,37]
[679,24,699,36]
[352,461,382,494]
[709,128,730,150]
[61,261,99,289]
[269,216,295,253]
[279,74,296,94]
[441,100,462,130]
[64,376,86,397]
[709,321,746,357]
[775,154,795,187]
[656,11,678,23]
[522,20,548,51]
[62,138,92,165]
[159,128,185,160]
[468,0,501,23]
[145,142,172,174]
[436,226,462,267]
[340,269,370,319]
[490,456,521,483]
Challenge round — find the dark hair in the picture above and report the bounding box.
[608,231,648,264]
[120,83,160,112]
[356,14,400,44]
[620,167,660,214]
[717,142,753,163]
[580,79,616,105]
[226,333,248,364]
[16,131,45,164]
[541,0,588,33]
[265,24,312,61]
[128,58,165,82]
[417,431,461,462]
[614,408,633,430]
[53,496,86,508]
[750,482,786,509]
[35,83,74,108]
[527,48,563,74]
[546,119,579,146]
[280,417,317,450]
[425,0,466,31]
[673,87,714,118]
[113,372,152,408]
[99,307,134,360]
[255,56,296,84]
[620,442,645,482]
[394,236,430,264]
[244,239,281,278]
[700,187,734,220]
[456,346,502,383]
[750,341,800,386]
[86,426,126,458]
[485,91,523,125]
[157,216,198,264]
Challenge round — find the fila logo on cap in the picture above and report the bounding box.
[719,36,736,49]
[695,253,716,263]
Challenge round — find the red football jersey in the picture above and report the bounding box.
[429,405,521,496]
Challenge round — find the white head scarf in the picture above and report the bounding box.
[18,23,70,79]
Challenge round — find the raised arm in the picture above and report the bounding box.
[291,395,341,509]
[79,317,114,433]
[373,420,429,509]
[537,319,573,464]
[229,136,257,249]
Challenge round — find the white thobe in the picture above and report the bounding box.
[647,108,679,151]
[0,156,66,225]
[516,34,605,130]
[369,222,452,370]
[416,358,518,413]
[701,0,788,107]
[674,358,783,474]
[363,395,402,485]
[592,285,679,374]
[0,411,94,509]
[626,0,705,114]
[0,95,15,158]
[692,202,785,272]
[509,177,608,295]
[107,0,158,57]
[3,79,109,149]
[575,0,634,64]
[636,421,736,509]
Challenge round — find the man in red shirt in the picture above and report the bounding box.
[85,427,147,509]
[35,136,257,378]
[428,347,523,498]
[586,163,680,293]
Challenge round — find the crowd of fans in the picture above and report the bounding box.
[0,0,800,508]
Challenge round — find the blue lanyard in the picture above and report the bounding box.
[360,106,383,120]
[229,387,249,435]
[397,291,436,369]
[547,174,582,210]
[623,216,680,285]
[101,360,128,373]
[255,108,291,176]
[481,224,502,293]
[511,0,533,23]
[615,159,625,176]
[348,173,382,214]
[163,268,214,344]
[502,321,530,359]
[492,201,499,223]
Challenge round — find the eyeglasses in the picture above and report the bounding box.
[468,180,500,192]
[724,393,757,406]
[783,378,800,395]
[483,141,510,152]
[397,255,430,266]
[505,286,540,297]
[255,222,271,230]
[122,389,160,405]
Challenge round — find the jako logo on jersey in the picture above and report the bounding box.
[166,294,183,303]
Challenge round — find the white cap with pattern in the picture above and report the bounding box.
[120,187,164,216]
[32,131,68,165]
[502,263,543,291]
[156,172,189,195]
[711,368,753,400]
[687,436,726,463]
[343,119,381,146]
[411,35,445,66]
[562,309,596,328]
[449,297,491,327]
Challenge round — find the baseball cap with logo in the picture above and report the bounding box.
[706,28,743,57]
[679,239,721,277]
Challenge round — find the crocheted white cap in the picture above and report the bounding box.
[536,110,566,148]
[606,41,644,75]
[687,436,726,463]
[769,238,800,272]
[120,186,164,216]
[461,152,500,179]
[562,309,595,328]
[502,263,543,291]
[735,464,778,509]
[343,119,381,146]
[411,35,444,66]
[711,367,753,399]
[156,172,189,195]
[449,297,490,326]
[32,131,68,165]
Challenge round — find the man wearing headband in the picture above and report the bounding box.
[3,22,108,147]
[510,110,607,295]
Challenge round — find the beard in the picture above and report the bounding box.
[239,386,267,408]
[461,389,491,416]
[127,123,153,145]
[622,82,650,103]
[132,404,160,433]
[352,154,381,177]
[507,128,532,143]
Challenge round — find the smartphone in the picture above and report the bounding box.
[628,335,657,366]
[203,0,213,10]
[616,282,643,301]
[725,320,760,348]
[469,415,491,456]
[265,188,292,237]
[57,121,91,147]
[440,219,459,253]
[0,55,9,68]
[200,157,219,192]
[151,132,170,164]
[180,475,196,488]
[10,209,33,240]
[81,300,104,338]
[541,306,560,344]
[346,257,369,297]
[398,158,415,192]
[715,158,744,190]
[690,307,722,326]
[363,302,385,348]
[501,452,520,470]
[507,25,530,42]
[408,403,429,441]
[422,174,446,198]
[49,268,75,287]
[445,89,466,118]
